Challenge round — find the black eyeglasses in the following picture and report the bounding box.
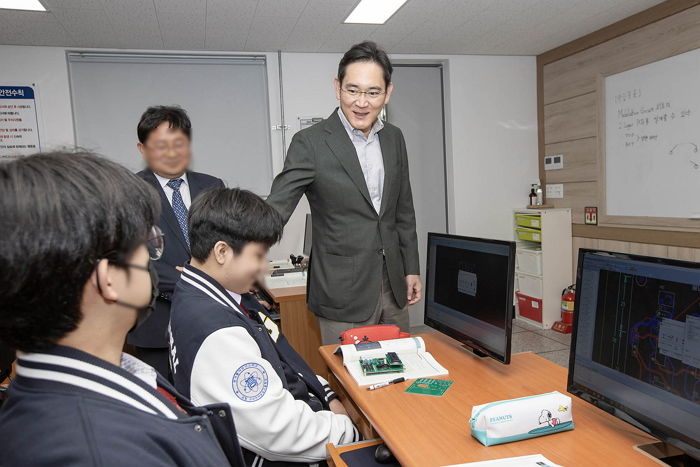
[341,87,386,100]
[98,225,164,267]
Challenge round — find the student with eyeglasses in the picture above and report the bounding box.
[267,41,422,345]
[0,152,244,467]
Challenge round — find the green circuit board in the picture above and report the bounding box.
[359,352,405,376]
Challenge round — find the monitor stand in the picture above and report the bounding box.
[460,344,488,359]
[635,441,699,466]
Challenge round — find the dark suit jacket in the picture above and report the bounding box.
[267,109,420,322]
[127,169,224,348]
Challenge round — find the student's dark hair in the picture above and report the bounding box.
[189,188,283,261]
[338,41,393,87]
[0,151,161,352]
[137,105,192,144]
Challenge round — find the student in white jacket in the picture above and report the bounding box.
[169,187,360,466]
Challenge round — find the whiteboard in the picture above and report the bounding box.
[605,48,700,219]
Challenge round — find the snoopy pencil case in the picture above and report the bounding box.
[469,391,574,446]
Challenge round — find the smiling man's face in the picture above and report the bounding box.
[334,61,393,136]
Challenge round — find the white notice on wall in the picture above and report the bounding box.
[0,85,41,160]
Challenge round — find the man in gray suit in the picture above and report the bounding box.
[267,41,421,345]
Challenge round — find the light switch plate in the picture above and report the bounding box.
[546,184,564,199]
[544,154,564,170]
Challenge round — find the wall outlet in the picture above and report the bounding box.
[546,184,564,199]
[544,154,564,170]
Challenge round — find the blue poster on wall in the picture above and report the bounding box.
[0,85,41,160]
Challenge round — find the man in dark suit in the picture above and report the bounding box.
[127,106,223,377]
[267,42,421,345]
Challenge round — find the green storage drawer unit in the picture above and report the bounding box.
[515,228,542,243]
[515,214,541,229]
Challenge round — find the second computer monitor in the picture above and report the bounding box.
[569,249,700,459]
[424,233,516,364]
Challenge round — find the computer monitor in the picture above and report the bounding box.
[569,249,700,461]
[303,214,312,257]
[424,233,516,364]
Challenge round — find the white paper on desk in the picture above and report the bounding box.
[263,271,306,288]
[335,336,448,386]
[444,454,563,467]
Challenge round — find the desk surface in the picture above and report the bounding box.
[266,285,306,303]
[320,332,660,467]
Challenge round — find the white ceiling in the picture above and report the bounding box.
[0,0,663,55]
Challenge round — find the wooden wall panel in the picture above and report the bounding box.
[667,246,700,260]
[572,236,599,278]
[539,1,700,247]
[543,92,596,144]
[544,137,597,183]
[543,4,700,104]
[549,181,597,224]
[627,242,669,257]
[571,237,700,277]
[572,224,700,248]
[597,239,631,253]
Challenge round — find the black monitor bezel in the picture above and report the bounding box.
[568,248,700,455]
[423,232,515,364]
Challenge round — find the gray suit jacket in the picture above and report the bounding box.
[267,109,419,322]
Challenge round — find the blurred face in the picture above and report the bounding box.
[334,61,393,136]
[214,241,270,294]
[137,122,191,178]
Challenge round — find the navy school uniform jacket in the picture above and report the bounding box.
[168,265,360,466]
[0,345,245,467]
[128,169,225,349]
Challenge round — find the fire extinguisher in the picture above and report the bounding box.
[561,285,576,325]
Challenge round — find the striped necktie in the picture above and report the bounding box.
[166,178,190,249]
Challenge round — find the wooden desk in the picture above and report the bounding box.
[320,332,660,467]
[266,285,327,377]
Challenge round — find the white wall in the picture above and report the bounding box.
[444,55,539,241]
[0,45,539,260]
[267,52,341,260]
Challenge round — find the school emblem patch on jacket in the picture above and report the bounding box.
[232,362,269,402]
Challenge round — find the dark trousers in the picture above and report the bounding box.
[317,261,409,345]
[134,346,172,382]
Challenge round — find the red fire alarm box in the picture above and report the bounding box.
[584,206,598,225]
